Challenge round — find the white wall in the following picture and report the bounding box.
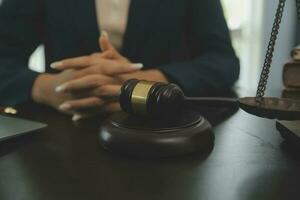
[259,0,297,95]
[236,0,263,91]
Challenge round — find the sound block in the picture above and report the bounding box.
[98,111,214,157]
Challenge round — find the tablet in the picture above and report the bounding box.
[0,115,47,142]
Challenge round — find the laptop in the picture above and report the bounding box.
[0,115,47,142]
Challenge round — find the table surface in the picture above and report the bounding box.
[0,102,299,200]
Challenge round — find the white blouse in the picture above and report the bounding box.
[95,0,131,51]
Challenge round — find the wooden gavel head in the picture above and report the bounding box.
[119,79,185,117]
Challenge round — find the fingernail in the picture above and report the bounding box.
[72,114,82,121]
[130,63,144,69]
[59,103,71,111]
[101,30,109,39]
[55,84,66,92]
[50,62,63,69]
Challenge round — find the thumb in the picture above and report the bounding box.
[99,31,117,52]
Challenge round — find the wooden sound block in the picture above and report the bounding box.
[98,111,214,157]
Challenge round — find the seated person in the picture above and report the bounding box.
[0,0,239,120]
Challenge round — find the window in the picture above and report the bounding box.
[222,0,264,89]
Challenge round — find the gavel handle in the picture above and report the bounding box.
[185,97,238,107]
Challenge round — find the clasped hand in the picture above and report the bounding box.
[50,32,143,121]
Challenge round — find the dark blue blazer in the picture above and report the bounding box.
[0,0,239,106]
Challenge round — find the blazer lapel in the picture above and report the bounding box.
[69,0,100,55]
[122,0,162,62]
[69,0,162,59]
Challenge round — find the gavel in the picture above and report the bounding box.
[118,79,300,120]
[100,79,218,157]
[100,79,300,157]
[119,79,237,117]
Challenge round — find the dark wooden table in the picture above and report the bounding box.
[0,102,299,200]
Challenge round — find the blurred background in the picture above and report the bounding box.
[27,0,299,95]
[221,0,297,95]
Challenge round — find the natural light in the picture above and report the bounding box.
[222,0,263,89]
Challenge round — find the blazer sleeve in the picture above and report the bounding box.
[157,0,240,96]
[0,0,43,106]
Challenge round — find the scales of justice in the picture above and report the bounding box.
[98,0,300,157]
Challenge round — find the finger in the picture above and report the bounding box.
[72,107,104,119]
[73,60,142,78]
[93,85,121,99]
[71,102,120,121]
[99,60,144,75]
[100,49,130,63]
[74,102,120,115]
[74,60,143,76]
[99,50,115,59]
[55,75,115,93]
[72,64,104,79]
[72,113,100,121]
[99,31,116,52]
[71,109,106,121]
[72,114,85,121]
[70,85,120,101]
[59,97,105,112]
[50,55,91,70]
[75,85,120,101]
[57,108,75,116]
[73,106,106,117]
[72,63,116,78]
[99,33,130,62]
[102,102,121,113]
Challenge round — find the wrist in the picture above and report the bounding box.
[31,74,55,105]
